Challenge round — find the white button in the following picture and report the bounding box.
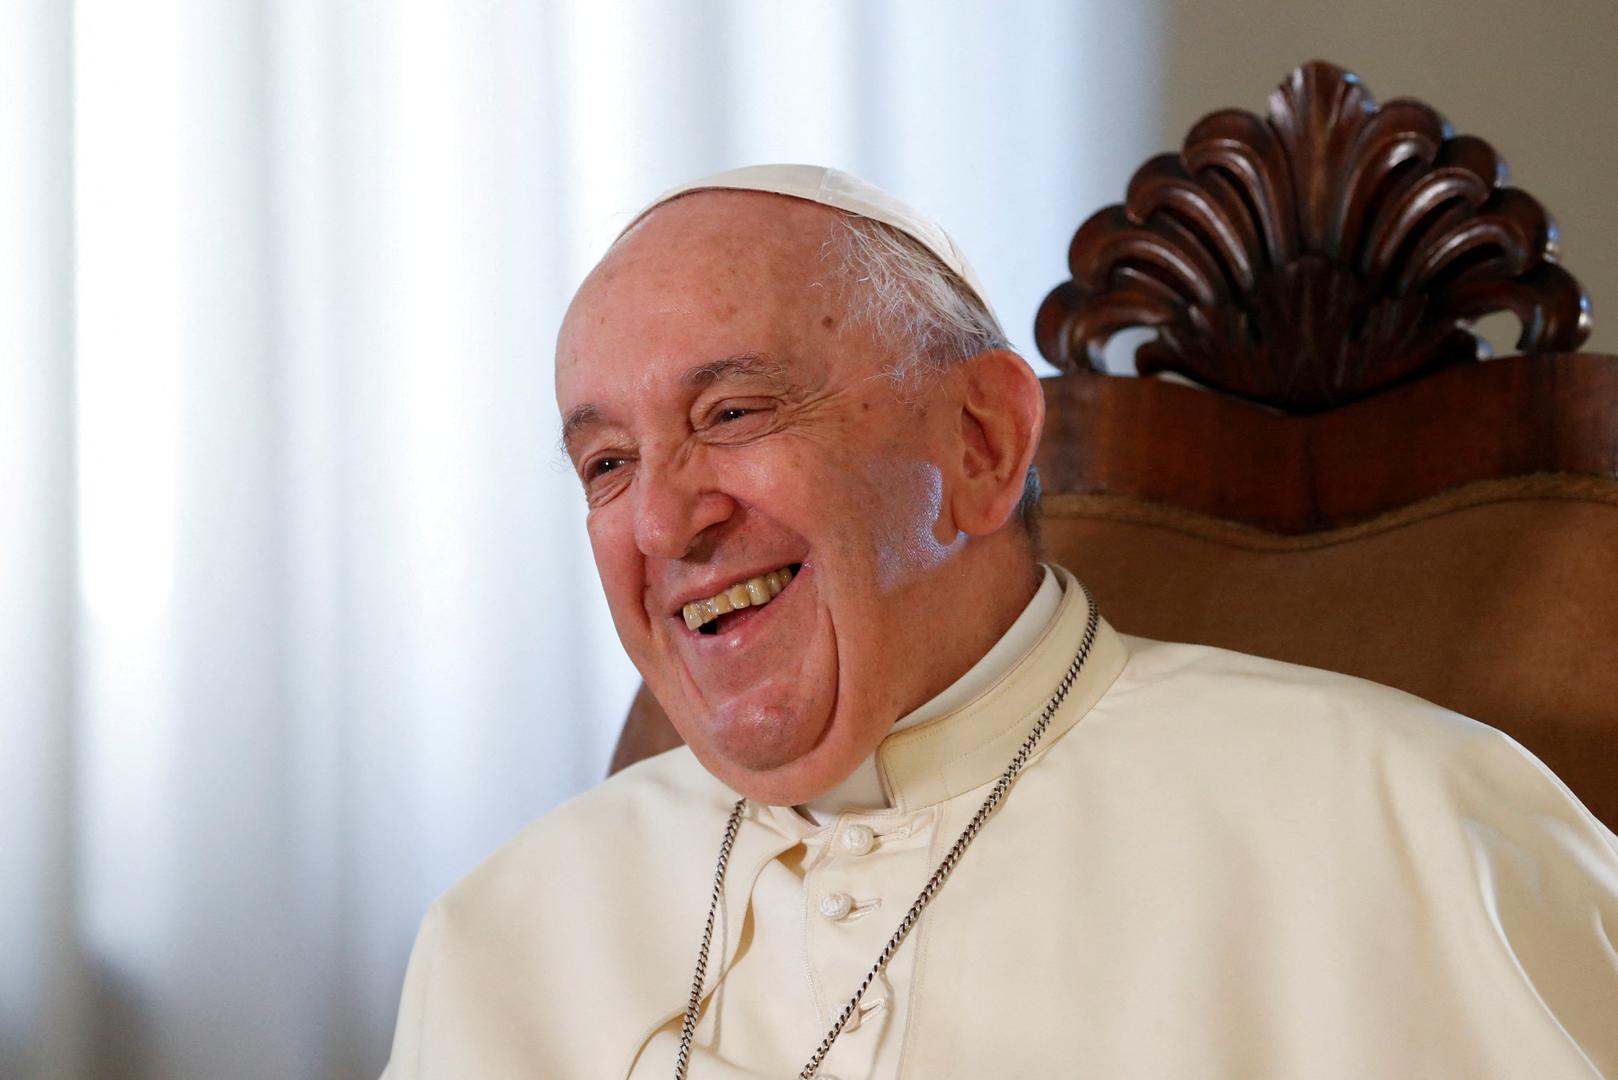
[841,824,876,856]
[818,892,853,920]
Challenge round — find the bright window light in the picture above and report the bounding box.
[74,0,182,626]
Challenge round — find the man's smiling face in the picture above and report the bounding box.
[555,191,976,805]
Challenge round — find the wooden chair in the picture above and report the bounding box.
[610,61,1618,832]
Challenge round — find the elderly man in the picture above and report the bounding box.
[382,166,1618,1079]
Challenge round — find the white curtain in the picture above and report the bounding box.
[0,2,1159,1077]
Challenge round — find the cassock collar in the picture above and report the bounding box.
[878,565,1128,813]
[797,564,1063,823]
[763,564,1128,834]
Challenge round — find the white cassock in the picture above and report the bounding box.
[382,565,1618,1079]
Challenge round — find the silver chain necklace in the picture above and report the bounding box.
[673,590,1100,1079]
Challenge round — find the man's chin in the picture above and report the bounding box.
[707,699,824,769]
[715,757,856,808]
[683,703,857,806]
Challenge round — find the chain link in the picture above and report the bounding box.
[673,798,745,1080]
[675,589,1100,1080]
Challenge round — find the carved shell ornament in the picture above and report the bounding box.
[1035,61,1592,412]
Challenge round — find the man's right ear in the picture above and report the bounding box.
[948,349,1045,538]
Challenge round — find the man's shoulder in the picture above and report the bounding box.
[1095,633,1565,804]
[1111,633,1482,740]
[436,745,733,924]
[1073,633,1615,859]
[387,752,749,1074]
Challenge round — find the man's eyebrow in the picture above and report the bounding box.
[560,353,792,457]
[680,352,789,389]
[560,404,601,457]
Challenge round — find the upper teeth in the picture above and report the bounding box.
[683,567,795,632]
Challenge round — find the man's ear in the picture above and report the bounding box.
[947,349,1044,537]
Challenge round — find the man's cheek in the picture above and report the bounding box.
[585,517,647,635]
[858,458,952,591]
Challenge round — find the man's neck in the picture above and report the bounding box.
[893,554,1044,723]
[797,562,1059,824]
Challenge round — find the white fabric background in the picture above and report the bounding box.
[0,2,1159,1077]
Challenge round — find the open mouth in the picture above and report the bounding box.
[682,564,801,636]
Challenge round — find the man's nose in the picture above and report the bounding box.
[631,453,736,559]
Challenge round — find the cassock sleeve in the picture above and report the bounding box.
[379,902,443,1080]
[1443,724,1618,1071]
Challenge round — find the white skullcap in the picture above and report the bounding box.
[631,163,999,325]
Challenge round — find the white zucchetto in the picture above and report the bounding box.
[628,163,999,324]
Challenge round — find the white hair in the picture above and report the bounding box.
[828,215,1041,539]
[831,215,1011,382]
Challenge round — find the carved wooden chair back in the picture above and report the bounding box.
[609,61,1618,831]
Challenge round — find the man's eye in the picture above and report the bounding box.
[586,456,627,480]
[706,403,773,431]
